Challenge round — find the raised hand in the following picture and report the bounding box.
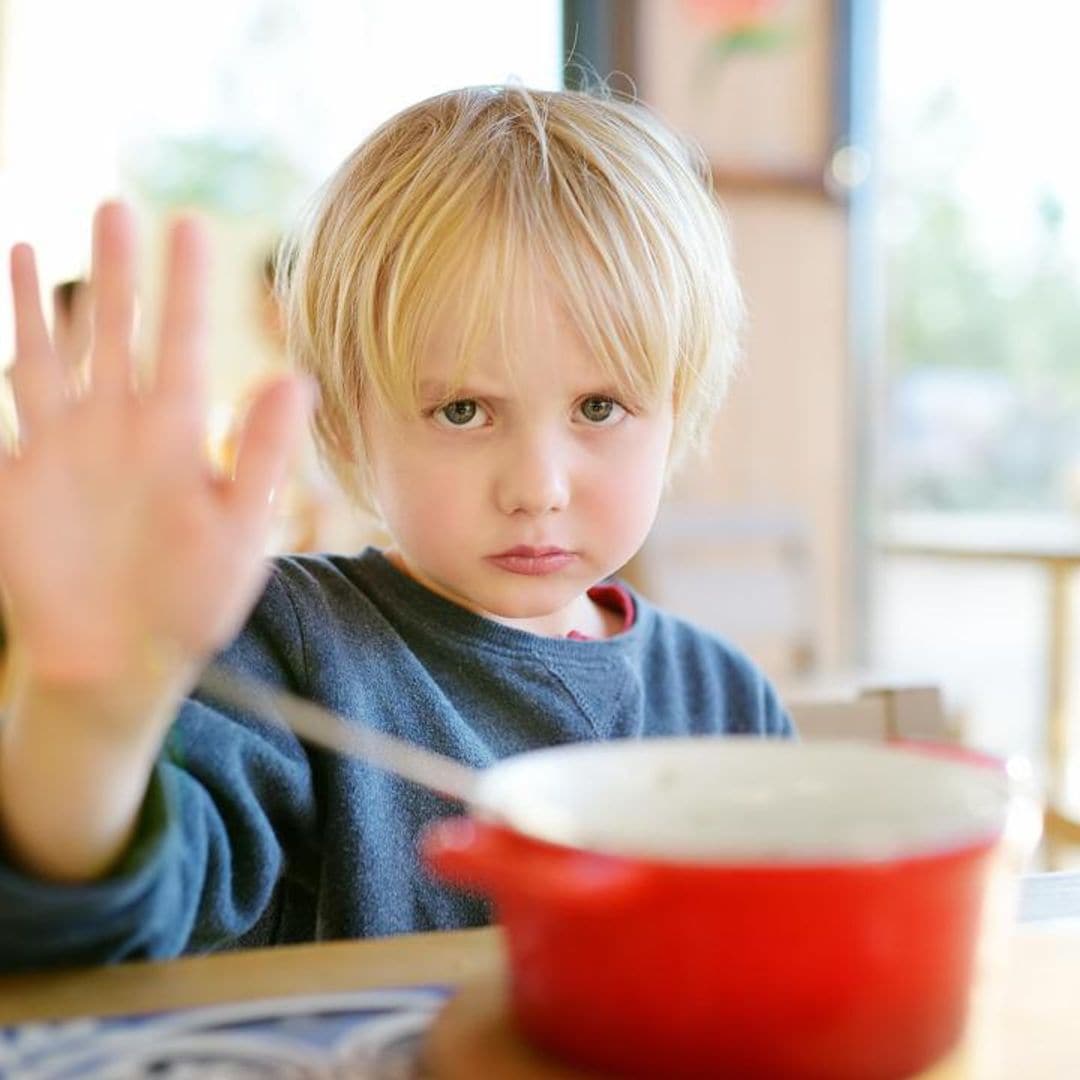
[0,202,313,880]
[0,202,311,690]
[3,201,315,691]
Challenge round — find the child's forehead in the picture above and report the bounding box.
[415,328,610,396]
[417,278,601,382]
[377,246,670,410]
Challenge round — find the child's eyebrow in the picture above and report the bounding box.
[418,379,506,403]
[418,379,634,404]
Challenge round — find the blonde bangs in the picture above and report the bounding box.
[285,84,743,505]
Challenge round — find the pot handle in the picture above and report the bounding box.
[421,817,650,909]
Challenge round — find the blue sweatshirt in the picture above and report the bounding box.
[0,548,793,972]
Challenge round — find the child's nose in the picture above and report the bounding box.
[494,432,571,517]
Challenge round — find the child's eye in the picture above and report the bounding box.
[434,399,488,429]
[578,396,626,425]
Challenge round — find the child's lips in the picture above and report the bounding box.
[487,546,577,576]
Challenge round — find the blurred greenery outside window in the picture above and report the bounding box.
[879,0,1080,513]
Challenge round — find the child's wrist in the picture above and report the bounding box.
[0,655,185,883]
[1,644,194,780]
[4,634,196,726]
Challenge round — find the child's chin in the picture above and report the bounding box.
[475,579,580,619]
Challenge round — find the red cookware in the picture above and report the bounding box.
[422,738,1025,1080]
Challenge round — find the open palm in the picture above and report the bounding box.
[0,203,310,690]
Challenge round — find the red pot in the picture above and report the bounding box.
[422,739,1017,1079]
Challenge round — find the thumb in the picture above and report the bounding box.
[228,375,316,526]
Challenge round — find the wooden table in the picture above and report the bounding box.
[881,511,1080,839]
[1,916,1078,1078]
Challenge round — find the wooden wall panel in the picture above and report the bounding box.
[634,0,854,675]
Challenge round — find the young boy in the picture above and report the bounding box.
[0,85,793,972]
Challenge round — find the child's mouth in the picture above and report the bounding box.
[487,547,576,576]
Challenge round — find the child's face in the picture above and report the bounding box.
[362,283,674,636]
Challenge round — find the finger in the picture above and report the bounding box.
[9,244,66,434]
[152,216,209,418]
[89,201,138,400]
[228,376,315,527]
[11,247,52,360]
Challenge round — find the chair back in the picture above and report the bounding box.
[627,505,818,678]
[788,684,954,742]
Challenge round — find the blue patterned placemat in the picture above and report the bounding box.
[0,985,451,1079]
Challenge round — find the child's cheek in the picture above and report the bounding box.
[431,495,476,539]
[590,436,669,542]
[408,457,478,529]
[607,476,657,536]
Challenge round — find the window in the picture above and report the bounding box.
[871,0,1080,772]
[878,0,1080,514]
[0,0,563,389]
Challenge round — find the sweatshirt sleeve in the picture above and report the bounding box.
[764,679,797,739]
[0,569,319,973]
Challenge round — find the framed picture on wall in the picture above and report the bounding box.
[637,0,848,197]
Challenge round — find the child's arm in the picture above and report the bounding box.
[0,203,311,884]
[0,669,187,882]
[0,569,320,972]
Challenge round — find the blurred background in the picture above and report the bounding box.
[1,0,1078,859]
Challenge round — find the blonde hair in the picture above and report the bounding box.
[284,84,743,508]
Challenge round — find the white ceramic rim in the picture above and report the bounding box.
[472,737,1012,863]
